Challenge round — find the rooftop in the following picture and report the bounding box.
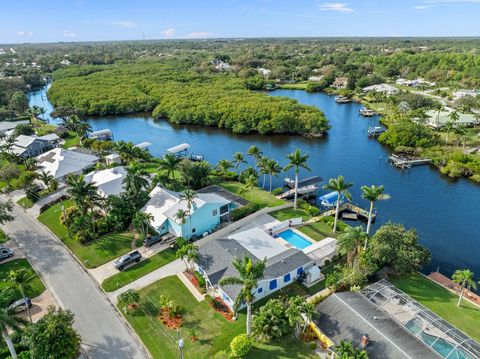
[83,166,127,197]
[36,148,99,179]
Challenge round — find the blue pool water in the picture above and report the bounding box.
[278,229,312,250]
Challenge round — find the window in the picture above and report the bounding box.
[220,204,229,215]
[284,274,291,283]
[297,267,304,276]
[212,209,218,216]
[269,280,277,290]
[258,287,263,294]
[192,228,196,233]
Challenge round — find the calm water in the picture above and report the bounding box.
[29,87,480,277]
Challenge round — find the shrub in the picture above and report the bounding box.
[194,271,206,291]
[271,187,283,196]
[309,341,317,350]
[230,203,261,221]
[230,334,252,358]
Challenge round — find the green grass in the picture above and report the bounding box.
[17,196,35,209]
[218,181,285,208]
[269,208,309,222]
[390,273,480,341]
[0,259,46,300]
[277,82,309,90]
[120,276,315,359]
[38,200,134,268]
[102,248,177,292]
[63,131,80,148]
[0,229,9,244]
[298,222,336,242]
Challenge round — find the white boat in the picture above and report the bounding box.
[359,108,376,117]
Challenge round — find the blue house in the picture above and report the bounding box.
[143,186,232,240]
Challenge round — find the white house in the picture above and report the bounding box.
[36,148,99,181]
[453,89,478,100]
[257,68,271,77]
[363,84,399,96]
[84,166,127,197]
[142,186,232,240]
[425,109,480,129]
[196,227,316,311]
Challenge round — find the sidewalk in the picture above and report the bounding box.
[108,259,185,302]
[177,272,205,301]
[89,240,176,284]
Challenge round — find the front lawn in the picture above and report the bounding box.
[17,196,35,209]
[38,200,134,268]
[121,276,315,359]
[0,259,46,300]
[218,181,285,208]
[102,248,177,292]
[391,273,480,341]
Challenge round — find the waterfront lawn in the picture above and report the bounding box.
[38,200,134,268]
[64,131,80,148]
[278,82,309,90]
[0,259,46,300]
[218,181,285,208]
[269,207,309,221]
[391,273,480,341]
[120,276,314,359]
[298,222,336,241]
[101,248,177,292]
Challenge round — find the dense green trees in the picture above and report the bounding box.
[48,63,330,136]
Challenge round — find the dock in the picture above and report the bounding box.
[367,126,386,137]
[277,184,319,200]
[320,203,376,223]
[388,154,432,169]
[284,176,323,188]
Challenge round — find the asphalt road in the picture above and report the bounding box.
[0,198,147,359]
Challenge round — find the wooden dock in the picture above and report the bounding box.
[284,176,323,188]
[388,154,432,169]
[319,203,375,222]
[277,184,319,199]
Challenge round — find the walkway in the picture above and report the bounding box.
[108,259,185,303]
[27,185,69,217]
[89,240,176,284]
[0,196,147,359]
[177,272,205,301]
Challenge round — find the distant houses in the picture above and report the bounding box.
[425,108,480,129]
[142,186,232,240]
[363,83,399,96]
[36,148,99,181]
[453,89,479,100]
[331,77,348,89]
[395,78,435,87]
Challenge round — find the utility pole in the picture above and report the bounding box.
[177,329,184,359]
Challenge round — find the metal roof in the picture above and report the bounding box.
[166,143,190,154]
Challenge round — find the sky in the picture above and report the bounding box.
[1,0,480,44]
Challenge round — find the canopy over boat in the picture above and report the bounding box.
[166,143,190,154]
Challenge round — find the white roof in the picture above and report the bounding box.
[36,148,99,180]
[229,227,287,260]
[84,166,127,197]
[134,142,151,149]
[303,237,337,259]
[105,153,120,159]
[0,120,29,132]
[143,186,230,229]
[166,143,190,154]
[38,133,60,141]
[363,84,399,94]
[14,135,37,148]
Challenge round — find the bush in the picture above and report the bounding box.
[271,187,283,196]
[309,341,317,350]
[230,334,252,358]
[194,271,206,291]
[230,203,261,221]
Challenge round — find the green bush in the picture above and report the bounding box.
[230,203,261,221]
[271,187,284,196]
[230,334,252,358]
[194,271,206,292]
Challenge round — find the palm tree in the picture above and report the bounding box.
[265,159,282,192]
[180,189,198,239]
[247,145,263,169]
[285,296,314,335]
[257,156,269,189]
[176,243,199,272]
[38,170,54,189]
[323,175,353,233]
[454,125,468,150]
[361,184,390,239]
[337,226,366,265]
[242,174,258,200]
[4,269,34,323]
[158,153,182,180]
[124,165,149,198]
[452,269,477,307]
[175,209,189,226]
[132,211,154,238]
[448,110,460,123]
[216,159,234,175]
[232,152,246,174]
[66,174,103,214]
[444,121,455,144]
[219,256,266,336]
[0,288,26,359]
[284,149,310,210]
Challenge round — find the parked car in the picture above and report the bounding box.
[143,235,162,248]
[0,246,14,261]
[114,251,142,271]
[9,297,32,313]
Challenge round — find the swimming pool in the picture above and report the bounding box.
[277,229,312,250]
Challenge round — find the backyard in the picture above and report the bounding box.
[121,276,316,359]
[38,200,134,268]
[102,248,177,292]
[218,181,285,208]
[0,259,46,300]
[391,273,480,342]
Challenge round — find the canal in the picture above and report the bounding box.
[29,86,480,277]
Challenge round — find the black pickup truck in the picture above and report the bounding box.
[113,251,142,271]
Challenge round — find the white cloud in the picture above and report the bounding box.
[318,2,354,12]
[413,5,432,9]
[63,31,76,37]
[110,20,137,29]
[161,28,176,37]
[17,31,34,36]
[184,31,215,39]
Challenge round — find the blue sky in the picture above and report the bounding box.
[2,0,480,43]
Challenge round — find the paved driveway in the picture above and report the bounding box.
[0,197,147,359]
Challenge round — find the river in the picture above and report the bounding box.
[29,86,480,278]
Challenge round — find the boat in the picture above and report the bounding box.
[335,96,352,104]
[190,154,204,162]
[359,108,376,117]
[319,191,345,208]
[367,126,386,136]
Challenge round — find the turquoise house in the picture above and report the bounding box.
[143,186,232,240]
